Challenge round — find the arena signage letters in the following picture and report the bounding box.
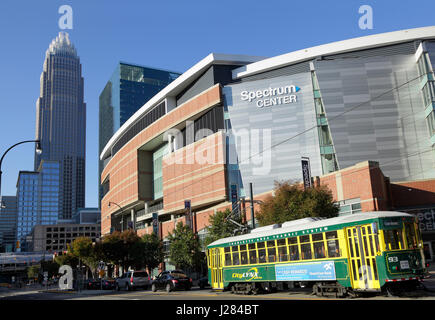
[240,85,301,108]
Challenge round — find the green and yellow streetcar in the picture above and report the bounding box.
[206,211,427,297]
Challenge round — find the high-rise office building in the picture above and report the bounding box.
[98,62,180,206]
[16,161,60,251]
[34,32,86,220]
[0,196,17,252]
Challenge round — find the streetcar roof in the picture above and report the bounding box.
[207,211,413,248]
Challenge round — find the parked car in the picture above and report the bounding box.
[115,270,150,291]
[101,279,116,290]
[151,270,192,292]
[86,278,100,290]
[198,276,210,289]
[86,278,116,290]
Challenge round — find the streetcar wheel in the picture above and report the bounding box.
[313,283,322,296]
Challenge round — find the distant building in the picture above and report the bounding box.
[73,207,100,224]
[0,196,17,252]
[98,62,180,207]
[29,223,100,253]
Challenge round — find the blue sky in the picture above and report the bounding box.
[0,0,434,207]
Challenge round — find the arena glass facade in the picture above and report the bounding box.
[100,27,435,260]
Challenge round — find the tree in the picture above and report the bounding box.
[27,265,40,281]
[41,260,61,278]
[167,222,202,271]
[69,237,99,277]
[141,233,164,272]
[119,230,142,271]
[54,252,78,269]
[101,231,124,268]
[100,230,144,273]
[256,181,339,226]
[204,209,243,247]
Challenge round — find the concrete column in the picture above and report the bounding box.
[167,134,173,152]
[131,209,135,231]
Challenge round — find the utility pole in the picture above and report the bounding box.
[250,183,255,230]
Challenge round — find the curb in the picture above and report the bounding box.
[40,289,118,295]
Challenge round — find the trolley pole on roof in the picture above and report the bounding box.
[250,183,255,230]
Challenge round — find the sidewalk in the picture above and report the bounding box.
[421,264,435,291]
[0,283,117,298]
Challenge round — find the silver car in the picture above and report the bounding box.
[115,270,150,291]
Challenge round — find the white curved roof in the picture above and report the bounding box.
[232,25,435,79]
[208,211,413,247]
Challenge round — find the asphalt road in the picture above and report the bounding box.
[2,286,435,301]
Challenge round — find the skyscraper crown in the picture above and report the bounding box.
[46,32,77,57]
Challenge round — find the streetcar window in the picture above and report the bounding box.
[300,235,310,243]
[258,249,267,263]
[415,224,423,245]
[327,239,340,257]
[299,235,312,260]
[312,233,324,241]
[207,250,211,267]
[278,245,289,262]
[277,239,286,246]
[224,247,231,253]
[314,242,326,259]
[384,229,404,250]
[326,231,338,239]
[267,240,277,262]
[225,252,232,266]
[257,242,265,249]
[301,243,312,260]
[232,251,240,265]
[325,231,340,257]
[268,247,277,262]
[249,249,257,264]
[267,240,276,247]
[240,251,248,265]
[289,244,299,261]
[288,237,297,245]
[404,223,417,249]
[248,243,256,250]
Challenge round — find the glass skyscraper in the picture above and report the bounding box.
[34,32,86,220]
[98,62,180,206]
[16,161,60,251]
[0,196,17,252]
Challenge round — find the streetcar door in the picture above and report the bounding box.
[210,248,224,290]
[346,225,380,290]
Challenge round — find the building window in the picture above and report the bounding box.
[338,198,362,216]
[422,81,435,107]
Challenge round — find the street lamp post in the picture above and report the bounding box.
[0,140,41,205]
[108,201,124,232]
